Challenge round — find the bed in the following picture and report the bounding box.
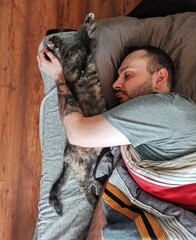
[33,11,196,240]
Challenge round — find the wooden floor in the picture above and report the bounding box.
[0,1,141,239]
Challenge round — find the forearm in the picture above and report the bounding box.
[37,47,82,118]
[86,187,107,240]
[56,76,83,119]
[54,76,86,143]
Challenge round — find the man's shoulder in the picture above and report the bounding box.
[125,92,172,106]
[103,92,195,119]
[130,92,195,105]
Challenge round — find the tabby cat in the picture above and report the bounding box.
[46,13,107,216]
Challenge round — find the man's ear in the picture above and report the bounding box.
[152,68,168,91]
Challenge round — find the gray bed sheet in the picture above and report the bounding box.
[33,32,94,240]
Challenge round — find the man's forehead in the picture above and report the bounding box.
[118,51,147,73]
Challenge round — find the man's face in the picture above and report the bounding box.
[113,50,154,103]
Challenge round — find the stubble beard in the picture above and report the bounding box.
[123,76,154,102]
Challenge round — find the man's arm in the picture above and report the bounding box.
[37,48,130,148]
[86,186,107,240]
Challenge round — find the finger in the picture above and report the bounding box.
[36,55,42,68]
[39,48,48,60]
[43,48,58,62]
[37,49,47,66]
[36,55,40,63]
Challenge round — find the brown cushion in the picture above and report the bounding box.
[87,12,196,108]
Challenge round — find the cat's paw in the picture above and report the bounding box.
[91,180,102,197]
[84,13,95,24]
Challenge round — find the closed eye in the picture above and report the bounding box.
[124,69,135,80]
[125,74,131,79]
[124,73,134,80]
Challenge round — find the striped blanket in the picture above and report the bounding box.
[96,146,196,240]
[122,145,196,211]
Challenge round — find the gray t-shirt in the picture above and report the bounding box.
[103,92,196,161]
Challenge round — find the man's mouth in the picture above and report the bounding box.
[115,91,125,99]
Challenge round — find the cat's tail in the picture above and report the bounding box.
[84,13,95,24]
[49,161,68,216]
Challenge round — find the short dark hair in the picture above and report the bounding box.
[127,46,175,90]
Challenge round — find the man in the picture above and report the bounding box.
[37,46,196,239]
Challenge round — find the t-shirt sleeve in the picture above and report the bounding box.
[102,93,173,147]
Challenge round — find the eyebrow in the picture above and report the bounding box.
[118,66,134,74]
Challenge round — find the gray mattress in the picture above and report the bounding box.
[33,32,94,240]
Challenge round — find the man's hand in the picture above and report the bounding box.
[37,47,64,84]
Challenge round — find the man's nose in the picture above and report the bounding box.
[112,75,124,90]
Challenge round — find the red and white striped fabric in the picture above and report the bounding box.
[121,145,196,210]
